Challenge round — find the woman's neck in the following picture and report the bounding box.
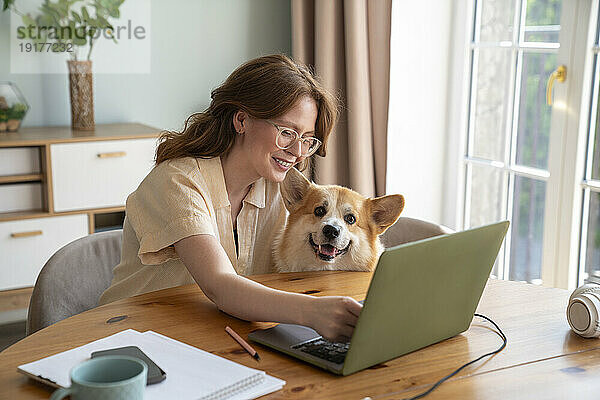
[220,146,259,203]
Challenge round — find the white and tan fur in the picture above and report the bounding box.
[273,168,405,272]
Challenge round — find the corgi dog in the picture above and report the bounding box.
[273,168,405,272]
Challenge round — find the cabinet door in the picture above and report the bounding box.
[0,214,88,290]
[51,138,156,212]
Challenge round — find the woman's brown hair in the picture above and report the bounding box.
[155,54,338,169]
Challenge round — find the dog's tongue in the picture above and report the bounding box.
[319,244,337,256]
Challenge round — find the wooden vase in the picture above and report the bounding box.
[67,60,95,131]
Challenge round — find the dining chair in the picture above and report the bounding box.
[381,217,453,248]
[26,229,122,335]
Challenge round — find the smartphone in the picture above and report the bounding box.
[91,346,166,384]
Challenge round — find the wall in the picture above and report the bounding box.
[0,0,291,131]
[386,0,456,227]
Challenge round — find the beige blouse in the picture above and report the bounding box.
[99,157,287,305]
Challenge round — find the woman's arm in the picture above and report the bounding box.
[174,234,362,342]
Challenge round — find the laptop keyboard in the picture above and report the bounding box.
[292,338,350,364]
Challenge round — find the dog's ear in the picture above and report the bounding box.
[280,168,312,212]
[368,194,405,235]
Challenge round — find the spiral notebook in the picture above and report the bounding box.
[17,329,285,400]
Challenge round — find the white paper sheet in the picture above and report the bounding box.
[18,329,284,400]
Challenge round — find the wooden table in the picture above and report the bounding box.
[1,271,599,399]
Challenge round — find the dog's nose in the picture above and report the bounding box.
[323,224,340,240]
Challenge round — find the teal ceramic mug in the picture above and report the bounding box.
[50,355,147,400]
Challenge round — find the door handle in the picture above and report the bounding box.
[546,65,567,106]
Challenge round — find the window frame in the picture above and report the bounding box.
[445,0,596,289]
[541,0,596,289]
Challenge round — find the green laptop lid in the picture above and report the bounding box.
[341,221,509,375]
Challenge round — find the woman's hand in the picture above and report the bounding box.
[305,296,363,342]
[176,235,363,339]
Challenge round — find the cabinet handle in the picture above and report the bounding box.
[97,151,127,158]
[11,230,43,238]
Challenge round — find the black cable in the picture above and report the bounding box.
[399,313,507,400]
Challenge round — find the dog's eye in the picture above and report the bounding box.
[344,214,356,225]
[314,206,326,218]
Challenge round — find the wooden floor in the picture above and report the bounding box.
[0,321,26,352]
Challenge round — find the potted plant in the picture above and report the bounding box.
[3,0,125,130]
[0,109,7,132]
[7,103,28,131]
[0,84,29,133]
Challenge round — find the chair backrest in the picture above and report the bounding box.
[26,229,122,335]
[381,217,453,248]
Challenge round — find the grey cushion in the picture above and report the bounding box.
[26,229,122,335]
[381,217,453,248]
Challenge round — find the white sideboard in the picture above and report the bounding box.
[0,123,160,305]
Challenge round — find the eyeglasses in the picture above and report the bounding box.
[266,120,322,157]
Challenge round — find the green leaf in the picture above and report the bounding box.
[81,6,89,22]
[73,35,87,46]
[97,15,109,28]
[38,15,54,27]
[71,11,81,23]
[57,2,69,19]
[87,18,100,29]
[3,0,15,11]
[41,4,61,20]
[22,14,36,28]
[66,20,77,40]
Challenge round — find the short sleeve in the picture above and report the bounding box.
[126,159,216,265]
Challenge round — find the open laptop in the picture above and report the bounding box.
[248,221,509,375]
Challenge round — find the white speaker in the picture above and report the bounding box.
[567,284,600,338]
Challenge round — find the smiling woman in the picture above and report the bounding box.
[99,55,364,343]
[224,96,319,186]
